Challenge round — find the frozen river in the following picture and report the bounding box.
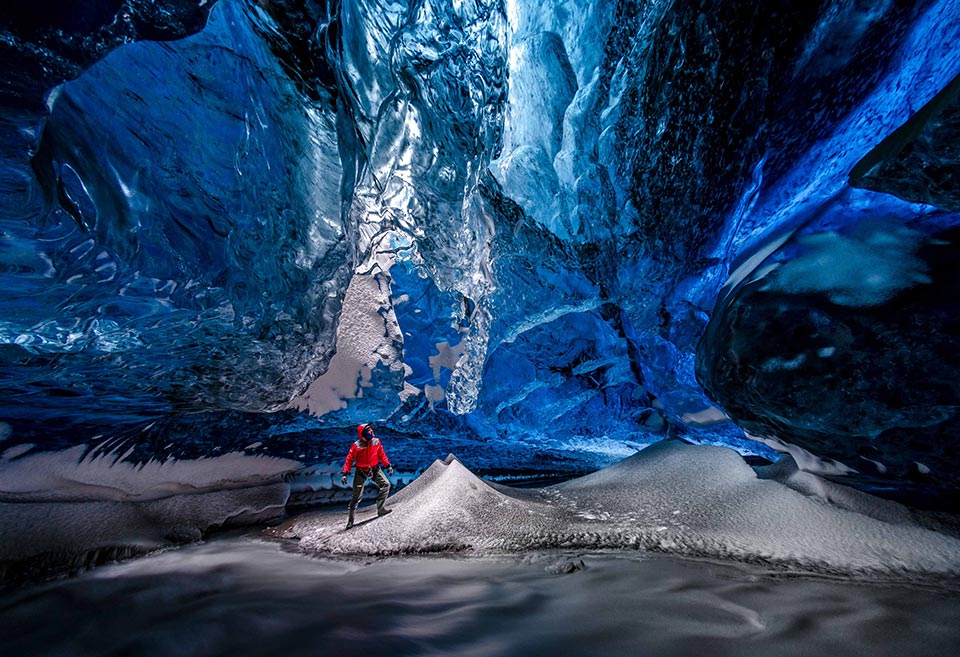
[1,535,958,657]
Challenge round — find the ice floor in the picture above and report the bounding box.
[3,441,960,656]
[0,536,958,657]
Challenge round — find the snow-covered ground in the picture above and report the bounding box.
[2,441,960,656]
[279,441,960,578]
[0,447,299,570]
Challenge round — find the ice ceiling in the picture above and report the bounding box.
[1,0,959,503]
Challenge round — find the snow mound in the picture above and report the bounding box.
[280,455,557,554]
[277,442,960,578]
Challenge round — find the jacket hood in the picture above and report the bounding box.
[357,424,369,440]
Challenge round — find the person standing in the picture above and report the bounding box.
[341,423,394,529]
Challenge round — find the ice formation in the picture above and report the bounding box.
[0,445,298,578]
[1,0,960,569]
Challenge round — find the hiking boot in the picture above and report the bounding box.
[346,516,354,529]
[377,508,393,517]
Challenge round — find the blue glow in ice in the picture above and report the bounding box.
[0,0,959,505]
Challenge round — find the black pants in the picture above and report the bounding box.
[348,467,390,518]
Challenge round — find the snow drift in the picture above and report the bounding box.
[277,442,960,578]
[0,447,300,583]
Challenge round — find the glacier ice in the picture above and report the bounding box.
[3,0,348,420]
[0,0,959,528]
[0,443,298,579]
[0,0,215,109]
[851,71,960,212]
[698,216,960,496]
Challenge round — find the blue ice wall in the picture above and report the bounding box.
[1,0,959,501]
[2,0,347,423]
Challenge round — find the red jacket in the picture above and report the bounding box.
[342,437,391,474]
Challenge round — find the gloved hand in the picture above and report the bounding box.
[340,473,348,486]
[387,466,394,476]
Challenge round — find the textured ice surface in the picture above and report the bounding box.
[0,445,299,501]
[0,446,298,573]
[698,217,960,496]
[851,71,960,212]
[1,0,960,505]
[288,268,408,420]
[3,539,960,657]
[2,0,348,421]
[761,221,931,307]
[278,442,960,577]
[0,0,215,107]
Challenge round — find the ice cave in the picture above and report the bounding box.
[1,0,960,655]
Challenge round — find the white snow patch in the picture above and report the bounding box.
[289,268,405,416]
[428,340,465,382]
[555,436,647,459]
[860,456,889,474]
[751,434,858,477]
[0,445,300,502]
[1,442,31,460]
[681,405,730,426]
[423,383,445,409]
